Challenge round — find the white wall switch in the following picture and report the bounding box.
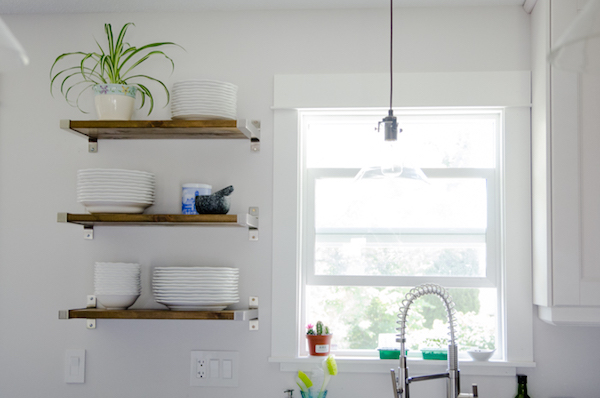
[64,349,85,383]
[190,351,239,387]
[222,359,232,379]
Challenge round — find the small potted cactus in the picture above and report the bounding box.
[306,321,332,356]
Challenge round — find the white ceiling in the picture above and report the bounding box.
[0,0,527,15]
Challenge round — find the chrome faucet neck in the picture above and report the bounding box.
[390,284,477,398]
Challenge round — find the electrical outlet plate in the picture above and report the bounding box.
[190,351,239,387]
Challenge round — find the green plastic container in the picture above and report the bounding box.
[378,348,408,359]
[421,348,448,360]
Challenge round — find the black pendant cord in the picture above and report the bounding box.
[389,0,393,112]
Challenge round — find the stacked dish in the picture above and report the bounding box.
[171,79,237,120]
[77,168,155,213]
[94,262,141,309]
[153,267,239,311]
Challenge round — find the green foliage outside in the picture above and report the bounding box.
[307,245,496,352]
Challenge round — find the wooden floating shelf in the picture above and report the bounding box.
[60,119,260,140]
[57,212,258,228]
[59,119,261,152]
[59,308,258,321]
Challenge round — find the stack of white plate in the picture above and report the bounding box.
[77,168,155,213]
[153,267,239,311]
[171,79,237,120]
[94,262,141,309]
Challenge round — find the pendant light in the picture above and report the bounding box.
[354,0,427,182]
[548,0,600,74]
[0,16,29,72]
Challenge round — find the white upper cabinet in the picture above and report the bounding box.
[532,0,600,325]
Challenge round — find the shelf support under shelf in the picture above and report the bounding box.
[237,119,261,152]
[59,296,259,330]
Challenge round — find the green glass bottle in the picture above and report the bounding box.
[514,374,531,398]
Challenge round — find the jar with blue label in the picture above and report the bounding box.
[182,183,211,214]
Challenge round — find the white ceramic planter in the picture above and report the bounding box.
[93,84,137,120]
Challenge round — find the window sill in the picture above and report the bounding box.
[268,356,536,376]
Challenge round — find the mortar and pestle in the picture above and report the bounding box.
[195,185,234,214]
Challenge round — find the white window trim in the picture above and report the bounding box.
[270,72,535,376]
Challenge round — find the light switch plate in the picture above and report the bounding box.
[64,349,85,383]
[190,351,239,387]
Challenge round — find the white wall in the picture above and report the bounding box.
[0,6,597,398]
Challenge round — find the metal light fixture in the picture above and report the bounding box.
[548,0,600,73]
[0,16,29,72]
[354,0,427,182]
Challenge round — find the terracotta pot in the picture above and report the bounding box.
[306,334,332,356]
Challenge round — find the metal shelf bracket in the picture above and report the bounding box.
[88,138,98,153]
[248,207,259,241]
[86,295,97,329]
[249,296,259,331]
[84,226,94,240]
[237,119,261,152]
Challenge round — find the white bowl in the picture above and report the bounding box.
[96,294,140,310]
[467,349,495,361]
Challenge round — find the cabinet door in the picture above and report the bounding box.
[533,0,600,324]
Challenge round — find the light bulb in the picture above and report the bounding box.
[381,140,403,178]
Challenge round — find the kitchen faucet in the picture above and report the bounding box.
[390,284,478,398]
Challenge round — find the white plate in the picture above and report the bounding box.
[171,114,235,121]
[153,279,238,284]
[78,178,155,185]
[171,107,236,115]
[95,262,140,266]
[156,295,238,300]
[171,105,234,111]
[78,187,155,193]
[173,81,237,90]
[153,275,238,279]
[78,168,155,177]
[153,283,237,288]
[154,290,238,295]
[171,100,236,107]
[155,299,239,305]
[171,96,236,103]
[153,278,238,283]
[78,181,155,188]
[154,266,238,271]
[78,195,155,201]
[80,198,154,204]
[153,271,239,276]
[95,272,141,277]
[78,193,154,198]
[83,202,153,213]
[171,102,235,108]
[173,80,237,86]
[164,305,229,311]
[171,91,237,98]
[153,272,239,276]
[77,173,155,180]
[154,271,240,278]
[172,86,237,94]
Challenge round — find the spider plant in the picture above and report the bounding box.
[50,22,183,115]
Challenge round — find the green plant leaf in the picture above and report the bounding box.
[50,22,182,115]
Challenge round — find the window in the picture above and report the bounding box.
[270,72,533,373]
[300,110,500,356]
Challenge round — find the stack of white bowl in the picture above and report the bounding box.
[77,168,155,213]
[171,79,237,120]
[94,262,141,309]
[153,267,239,311]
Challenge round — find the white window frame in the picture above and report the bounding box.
[299,110,502,358]
[270,72,534,376]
